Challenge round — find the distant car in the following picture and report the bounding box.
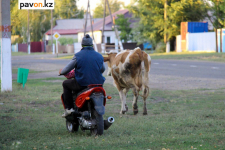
[143,42,152,50]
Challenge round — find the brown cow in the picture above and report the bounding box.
[104,47,151,115]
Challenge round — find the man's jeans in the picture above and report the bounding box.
[62,78,86,109]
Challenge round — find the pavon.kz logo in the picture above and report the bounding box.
[18,0,54,10]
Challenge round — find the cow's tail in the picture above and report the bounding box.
[133,47,143,61]
[138,86,149,98]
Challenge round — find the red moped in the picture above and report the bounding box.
[61,84,114,135]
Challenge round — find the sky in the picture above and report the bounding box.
[77,0,132,12]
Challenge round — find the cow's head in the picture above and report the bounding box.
[104,50,118,76]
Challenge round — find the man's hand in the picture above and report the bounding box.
[59,69,62,75]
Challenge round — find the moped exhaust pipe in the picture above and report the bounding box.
[104,117,114,130]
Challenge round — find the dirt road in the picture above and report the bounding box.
[12,54,225,90]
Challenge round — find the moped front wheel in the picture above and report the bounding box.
[66,120,79,133]
[90,110,104,135]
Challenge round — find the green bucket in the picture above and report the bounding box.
[17,68,29,88]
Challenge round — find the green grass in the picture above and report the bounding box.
[12,68,49,74]
[11,68,55,74]
[11,52,28,56]
[149,52,225,62]
[0,78,225,149]
[11,52,48,56]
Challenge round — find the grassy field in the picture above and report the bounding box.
[149,52,225,62]
[11,52,49,56]
[12,68,49,74]
[0,78,225,150]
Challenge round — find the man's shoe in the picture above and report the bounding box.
[68,108,75,113]
[62,111,69,118]
[62,108,75,118]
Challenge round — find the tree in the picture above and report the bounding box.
[11,1,51,42]
[75,8,85,19]
[168,0,209,38]
[208,0,225,28]
[129,0,209,49]
[10,0,83,42]
[115,15,132,42]
[29,10,51,42]
[54,0,80,19]
[93,0,124,18]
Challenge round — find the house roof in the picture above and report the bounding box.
[45,29,81,35]
[45,9,137,36]
[45,18,102,35]
[79,9,133,33]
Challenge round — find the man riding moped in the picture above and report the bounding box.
[59,34,105,118]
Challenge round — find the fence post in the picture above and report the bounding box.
[101,43,105,53]
[115,39,118,52]
[16,43,18,52]
[52,43,55,54]
[28,43,31,54]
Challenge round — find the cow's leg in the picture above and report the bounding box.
[107,67,112,76]
[119,89,127,114]
[123,88,129,112]
[142,86,149,115]
[132,88,139,115]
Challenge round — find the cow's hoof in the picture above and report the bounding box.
[125,104,128,112]
[143,112,148,115]
[120,110,126,114]
[133,109,138,115]
[143,108,147,115]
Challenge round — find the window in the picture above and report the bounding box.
[106,36,110,43]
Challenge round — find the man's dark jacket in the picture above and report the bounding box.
[61,46,105,86]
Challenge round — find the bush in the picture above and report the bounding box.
[48,39,56,45]
[12,37,23,45]
[48,38,78,46]
[59,38,75,45]
[155,42,166,53]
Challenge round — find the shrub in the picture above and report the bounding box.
[155,42,166,53]
[12,37,23,45]
[48,38,78,46]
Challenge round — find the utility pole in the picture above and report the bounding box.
[220,28,222,53]
[0,0,12,92]
[215,0,219,52]
[164,0,167,44]
[102,0,106,43]
[87,0,98,51]
[218,0,222,53]
[164,0,170,53]
[51,9,54,54]
[27,10,30,54]
[101,0,106,53]
[106,0,123,51]
[84,0,89,36]
[216,29,218,53]
[101,0,106,43]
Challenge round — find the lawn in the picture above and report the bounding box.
[149,52,225,62]
[12,68,49,74]
[0,78,225,149]
[11,52,48,56]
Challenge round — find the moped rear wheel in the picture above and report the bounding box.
[66,120,79,133]
[90,110,104,135]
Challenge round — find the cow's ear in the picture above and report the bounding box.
[104,56,110,62]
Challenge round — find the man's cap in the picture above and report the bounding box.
[82,34,93,46]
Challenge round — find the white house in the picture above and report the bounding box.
[45,17,102,40]
[78,9,138,44]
